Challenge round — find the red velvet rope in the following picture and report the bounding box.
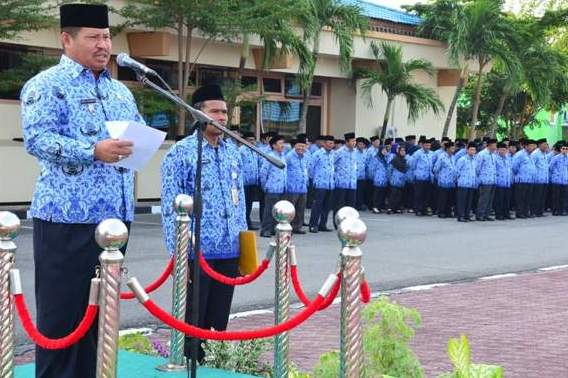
[14,294,98,350]
[198,253,269,286]
[290,266,341,309]
[142,294,325,341]
[360,279,371,303]
[120,258,174,300]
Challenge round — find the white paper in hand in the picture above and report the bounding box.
[105,121,166,171]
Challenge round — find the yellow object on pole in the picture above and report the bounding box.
[239,231,259,275]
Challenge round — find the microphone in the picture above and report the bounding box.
[116,53,157,76]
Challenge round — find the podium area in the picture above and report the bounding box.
[15,350,258,378]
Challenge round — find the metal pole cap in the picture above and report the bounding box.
[0,211,20,241]
[272,200,295,224]
[334,207,359,228]
[95,219,129,250]
[174,194,194,215]
[338,217,367,247]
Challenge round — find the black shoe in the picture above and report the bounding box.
[248,225,259,231]
[496,217,505,220]
[484,217,495,221]
[319,226,333,232]
[303,222,310,227]
[293,229,306,235]
[457,218,466,222]
[476,217,486,222]
[516,215,527,219]
[386,209,393,214]
[438,214,447,219]
[309,227,319,233]
[504,215,514,220]
[260,232,272,238]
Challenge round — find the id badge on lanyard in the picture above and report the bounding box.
[231,170,239,206]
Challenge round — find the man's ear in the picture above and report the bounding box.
[60,32,72,50]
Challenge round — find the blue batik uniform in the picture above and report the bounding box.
[389,160,406,188]
[550,154,568,185]
[239,145,259,186]
[372,155,389,187]
[260,151,287,194]
[161,135,247,258]
[334,146,357,189]
[531,149,550,184]
[456,155,477,188]
[21,55,143,223]
[512,150,536,184]
[475,149,496,186]
[286,150,309,194]
[433,152,456,188]
[410,149,433,182]
[405,154,415,183]
[495,155,512,188]
[309,143,320,154]
[365,146,379,180]
[431,148,445,170]
[355,149,367,180]
[453,148,466,165]
[310,149,335,190]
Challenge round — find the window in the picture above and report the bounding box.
[241,76,258,91]
[285,77,302,98]
[239,104,257,132]
[261,100,301,138]
[199,67,225,86]
[311,82,322,97]
[117,57,181,89]
[262,78,282,94]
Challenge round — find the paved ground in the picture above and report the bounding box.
[9,209,568,345]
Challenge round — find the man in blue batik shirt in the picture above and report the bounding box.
[456,143,478,222]
[475,139,497,221]
[531,138,550,217]
[20,4,143,377]
[239,131,260,230]
[333,132,358,226]
[285,137,309,234]
[512,139,537,218]
[161,84,247,362]
[259,134,287,237]
[495,142,513,220]
[309,135,335,232]
[410,138,434,216]
[355,137,369,210]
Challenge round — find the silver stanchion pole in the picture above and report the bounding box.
[337,216,367,378]
[157,194,193,372]
[95,219,128,378]
[0,212,20,378]
[272,200,295,378]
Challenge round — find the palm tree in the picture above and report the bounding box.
[355,42,444,139]
[296,0,368,133]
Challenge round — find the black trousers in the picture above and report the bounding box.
[373,186,387,210]
[430,184,439,213]
[356,179,368,210]
[456,187,475,219]
[306,180,314,209]
[436,187,455,217]
[365,179,374,209]
[286,193,307,231]
[476,185,495,219]
[388,186,404,211]
[33,219,129,378]
[244,185,259,226]
[309,188,332,229]
[403,183,414,209]
[494,187,512,219]
[515,183,534,217]
[551,184,567,215]
[261,193,284,234]
[414,180,431,214]
[531,183,547,216]
[333,188,356,226]
[184,258,239,362]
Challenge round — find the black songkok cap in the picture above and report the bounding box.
[344,132,355,140]
[441,136,451,142]
[356,137,366,144]
[191,84,224,106]
[467,142,477,149]
[370,136,379,142]
[296,136,307,144]
[335,139,345,144]
[243,131,255,139]
[270,134,285,146]
[526,139,537,145]
[384,138,393,145]
[296,133,307,140]
[537,138,547,144]
[395,137,404,143]
[445,141,455,148]
[405,135,416,141]
[487,138,498,144]
[323,135,335,142]
[60,4,109,29]
[418,135,427,143]
[497,142,507,148]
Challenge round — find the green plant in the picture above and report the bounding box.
[437,335,504,378]
[0,54,57,99]
[118,333,156,356]
[202,339,273,377]
[311,297,423,378]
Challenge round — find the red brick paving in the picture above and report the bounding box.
[16,269,568,377]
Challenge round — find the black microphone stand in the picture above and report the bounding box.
[135,72,283,378]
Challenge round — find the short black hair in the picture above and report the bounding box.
[61,27,82,38]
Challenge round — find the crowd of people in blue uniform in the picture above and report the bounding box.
[235,131,568,233]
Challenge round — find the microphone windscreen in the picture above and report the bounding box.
[116,53,129,67]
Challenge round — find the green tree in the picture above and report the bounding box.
[0,0,56,39]
[296,0,368,133]
[355,42,444,139]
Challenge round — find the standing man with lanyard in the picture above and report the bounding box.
[285,136,310,234]
[332,132,358,226]
[239,131,260,230]
[161,85,247,362]
[309,135,335,233]
[21,4,142,377]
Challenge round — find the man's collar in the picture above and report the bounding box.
[60,54,111,80]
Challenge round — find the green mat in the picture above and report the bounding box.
[15,350,258,377]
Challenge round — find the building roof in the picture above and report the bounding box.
[343,0,422,25]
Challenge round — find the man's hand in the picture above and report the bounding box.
[94,139,133,163]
